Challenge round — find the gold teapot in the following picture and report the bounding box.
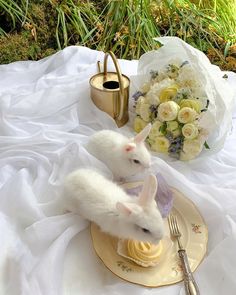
[89,51,130,127]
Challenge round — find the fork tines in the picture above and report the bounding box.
[168,214,181,237]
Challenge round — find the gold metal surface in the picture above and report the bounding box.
[89,51,130,127]
[90,182,208,288]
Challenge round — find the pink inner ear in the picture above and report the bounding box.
[134,123,152,143]
[116,202,132,216]
[124,143,136,152]
[138,174,157,206]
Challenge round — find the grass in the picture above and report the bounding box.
[197,0,236,45]
[54,0,99,49]
[0,0,235,71]
[92,0,161,59]
[0,0,29,34]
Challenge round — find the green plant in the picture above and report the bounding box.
[0,0,29,35]
[94,0,161,59]
[151,0,236,67]
[0,0,235,71]
[51,0,99,49]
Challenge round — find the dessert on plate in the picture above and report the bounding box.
[117,237,172,267]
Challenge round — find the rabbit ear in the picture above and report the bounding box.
[124,142,136,153]
[133,123,152,143]
[138,174,157,207]
[116,202,142,216]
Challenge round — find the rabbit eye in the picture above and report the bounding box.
[133,159,140,164]
[142,228,150,234]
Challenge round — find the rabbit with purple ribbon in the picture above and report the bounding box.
[64,168,164,244]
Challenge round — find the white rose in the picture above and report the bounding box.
[182,123,199,139]
[158,101,180,122]
[177,65,202,89]
[135,96,146,115]
[149,120,163,140]
[178,107,197,123]
[146,89,160,106]
[180,137,204,160]
[140,103,151,122]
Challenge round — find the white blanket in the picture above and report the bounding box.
[0,45,236,295]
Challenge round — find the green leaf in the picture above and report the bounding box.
[204,141,210,149]
[159,122,167,135]
[224,41,231,57]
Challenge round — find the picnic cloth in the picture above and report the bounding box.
[0,44,236,295]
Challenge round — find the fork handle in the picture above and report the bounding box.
[178,250,200,295]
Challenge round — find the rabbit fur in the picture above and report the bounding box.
[86,124,152,180]
[64,168,164,244]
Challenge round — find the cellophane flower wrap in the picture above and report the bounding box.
[131,37,235,161]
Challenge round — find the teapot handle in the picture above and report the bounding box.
[103,51,124,121]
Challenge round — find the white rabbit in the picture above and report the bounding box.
[86,124,152,180]
[64,168,164,244]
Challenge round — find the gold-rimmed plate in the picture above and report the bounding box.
[90,182,208,288]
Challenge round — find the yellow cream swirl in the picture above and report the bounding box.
[117,239,167,267]
[127,240,163,264]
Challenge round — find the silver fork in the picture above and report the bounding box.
[168,214,200,295]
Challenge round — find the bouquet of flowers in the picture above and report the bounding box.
[131,37,235,161]
[133,59,210,160]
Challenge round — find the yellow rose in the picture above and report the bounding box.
[149,120,163,140]
[151,136,170,153]
[140,103,151,122]
[133,116,148,133]
[158,101,180,122]
[159,85,178,103]
[179,99,202,113]
[177,107,197,123]
[182,123,199,139]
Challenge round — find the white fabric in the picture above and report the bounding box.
[0,44,236,295]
